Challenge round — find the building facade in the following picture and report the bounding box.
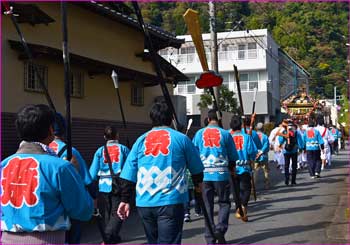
[160,29,309,123]
[2,2,187,160]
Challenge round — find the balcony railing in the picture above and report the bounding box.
[161,50,259,65]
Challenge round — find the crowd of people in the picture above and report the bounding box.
[1,102,345,244]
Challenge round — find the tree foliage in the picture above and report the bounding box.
[139,2,348,98]
[197,85,241,114]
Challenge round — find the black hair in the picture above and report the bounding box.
[207,109,218,121]
[204,117,209,127]
[15,104,55,142]
[308,117,315,127]
[53,113,66,136]
[316,115,325,126]
[150,101,172,127]
[104,125,118,140]
[243,116,251,127]
[230,115,242,131]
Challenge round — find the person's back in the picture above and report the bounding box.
[49,113,92,186]
[193,124,238,181]
[1,104,93,244]
[118,101,204,244]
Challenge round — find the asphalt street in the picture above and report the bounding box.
[81,147,349,244]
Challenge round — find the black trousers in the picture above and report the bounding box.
[97,192,123,244]
[202,181,231,244]
[234,173,251,207]
[137,204,184,244]
[307,150,322,176]
[284,153,298,184]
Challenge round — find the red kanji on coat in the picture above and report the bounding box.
[233,135,244,151]
[49,141,59,154]
[103,145,120,163]
[307,129,315,138]
[1,157,39,208]
[331,129,336,134]
[203,128,221,148]
[144,130,170,156]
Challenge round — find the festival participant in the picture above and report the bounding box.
[269,121,287,173]
[89,126,130,244]
[1,104,93,244]
[329,125,340,155]
[278,121,304,185]
[303,117,325,178]
[117,101,204,244]
[229,115,258,222]
[243,115,262,150]
[315,116,334,169]
[49,113,93,244]
[192,109,238,244]
[254,122,270,189]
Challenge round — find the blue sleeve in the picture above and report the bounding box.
[297,132,304,149]
[120,139,141,183]
[89,148,102,181]
[72,148,92,185]
[225,132,238,162]
[120,145,130,169]
[248,136,258,161]
[192,131,200,150]
[261,135,270,154]
[57,164,93,221]
[184,136,204,175]
[252,131,262,149]
[278,135,285,146]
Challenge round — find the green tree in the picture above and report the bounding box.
[197,85,240,114]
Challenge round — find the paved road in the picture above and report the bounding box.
[81,147,349,244]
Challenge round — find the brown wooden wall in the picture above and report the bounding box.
[1,112,151,165]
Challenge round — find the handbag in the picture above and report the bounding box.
[104,144,121,195]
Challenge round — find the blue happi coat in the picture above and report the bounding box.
[242,128,262,150]
[229,130,258,175]
[120,127,204,207]
[256,131,270,162]
[1,152,93,232]
[303,127,324,151]
[90,140,130,193]
[49,139,92,186]
[330,127,340,140]
[192,125,238,182]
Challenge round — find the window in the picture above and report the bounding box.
[177,77,196,94]
[70,71,84,98]
[240,72,259,91]
[221,73,229,87]
[238,44,245,60]
[131,85,144,106]
[24,62,48,92]
[248,43,257,59]
[180,46,195,54]
[159,49,168,56]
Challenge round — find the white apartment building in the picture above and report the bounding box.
[160,29,309,123]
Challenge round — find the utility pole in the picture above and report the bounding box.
[209,1,220,101]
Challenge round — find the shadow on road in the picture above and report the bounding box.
[228,221,331,244]
[249,204,323,222]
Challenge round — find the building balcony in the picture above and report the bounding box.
[161,49,267,73]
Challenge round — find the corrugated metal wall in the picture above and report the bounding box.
[1,112,151,165]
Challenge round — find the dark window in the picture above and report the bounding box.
[24,62,48,92]
[131,85,144,106]
[70,71,84,98]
